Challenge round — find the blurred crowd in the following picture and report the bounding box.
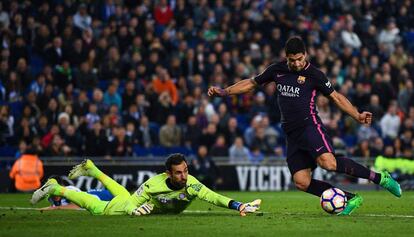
[0,0,413,163]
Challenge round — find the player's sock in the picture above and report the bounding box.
[305,179,333,196]
[305,179,355,200]
[95,172,130,197]
[335,157,381,184]
[228,200,243,210]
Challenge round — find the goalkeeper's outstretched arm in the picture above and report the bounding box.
[187,176,261,216]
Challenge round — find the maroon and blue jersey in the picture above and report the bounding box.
[253,61,334,133]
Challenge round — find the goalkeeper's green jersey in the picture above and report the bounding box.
[129,173,232,214]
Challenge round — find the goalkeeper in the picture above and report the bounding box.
[31,153,261,216]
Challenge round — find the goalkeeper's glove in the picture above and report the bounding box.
[239,199,262,216]
[132,203,154,216]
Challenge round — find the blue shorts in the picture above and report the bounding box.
[88,189,114,201]
[286,124,334,175]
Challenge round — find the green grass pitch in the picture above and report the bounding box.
[0,191,413,237]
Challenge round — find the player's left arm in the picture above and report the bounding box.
[314,70,372,125]
[328,91,372,125]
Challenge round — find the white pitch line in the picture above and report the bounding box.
[0,206,40,210]
[363,214,414,218]
[183,210,270,214]
[1,207,413,218]
[0,206,85,211]
[283,212,414,218]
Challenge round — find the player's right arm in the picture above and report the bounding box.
[208,78,256,97]
[208,63,280,97]
[186,176,232,208]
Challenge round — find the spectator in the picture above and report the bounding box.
[370,137,385,157]
[210,135,228,157]
[352,139,371,159]
[154,0,174,26]
[44,36,65,67]
[380,103,401,140]
[75,61,98,91]
[191,145,220,189]
[159,114,181,147]
[244,115,262,147]
[250,127,273,155]
[73,4,92,31]
[153,91,175,124]
[398,80,413,114]
[137,115,158,148]
[62,125,81,156]
[0,2,10,28]
[341,21,362,50]
[183,115,201,149]
[199,122,218,149]
[248,146,265,164]
[377,19,400,55]
[122,81,137,113]
[73,90,90,117]
[85,122,107,156]
[85,103,101,129]
[44,134,71,156]
[107,126,132,157]
[223,117,242,146]
[103,83,122,111]
[0,105,14,144]
[152,68,178,106]
[229,137,250,164]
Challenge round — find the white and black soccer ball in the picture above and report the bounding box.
[320,188,347,214]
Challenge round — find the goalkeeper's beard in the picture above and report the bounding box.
[173,179,187,189]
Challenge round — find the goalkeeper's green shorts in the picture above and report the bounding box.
[103,195,136,215]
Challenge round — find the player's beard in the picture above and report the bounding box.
[172,179,187,189]
[288,61,306,71]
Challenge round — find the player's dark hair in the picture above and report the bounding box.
[165,153,187,171]
[285,36,306,55]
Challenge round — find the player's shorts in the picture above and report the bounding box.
[286,124,334,175]
[103,194,136,215]
[88,189,114,201]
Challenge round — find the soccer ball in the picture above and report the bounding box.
[320,188,347,214]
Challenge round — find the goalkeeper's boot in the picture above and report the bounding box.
[68,159,97,179]
[30,178,58,205]
[337,194,363,216]
[379,171,402,198]
[239,199,262,216]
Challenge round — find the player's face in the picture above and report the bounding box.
[286,53,307,71]
[168,162,188,189]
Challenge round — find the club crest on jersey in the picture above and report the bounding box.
[297,76,306,84]
[179,193,186,200]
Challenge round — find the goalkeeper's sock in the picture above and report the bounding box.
[335,157,381,184]
[305,179,355,200]
[95,172,130,197]
[51,184,66,196]
[228,200,242,211]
